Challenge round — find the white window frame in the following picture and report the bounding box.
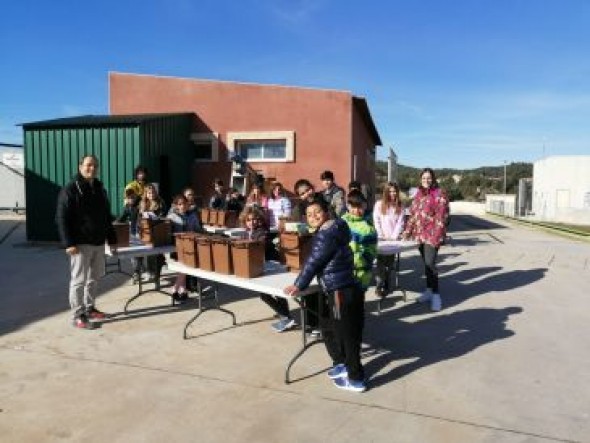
[191,132,219,162]
[226,131,295,163]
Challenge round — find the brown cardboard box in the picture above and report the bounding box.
[280,232,313,271]
[211,236,233,274]
[196,236,214,271]
[112,222,130,247]
[175,233,199,268]
[232,240,265,278]
[174,233,186,263]
[200,208,210,226]
[217,210,238,228]
[208,209,218,226]
[139,219,172,246]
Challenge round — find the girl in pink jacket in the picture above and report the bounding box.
[402,168,450,311]
[373,182,405,297]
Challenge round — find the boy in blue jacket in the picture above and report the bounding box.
[284,198,366,392]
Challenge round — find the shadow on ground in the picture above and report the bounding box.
[363,305,523,388]
[448,214,506,233]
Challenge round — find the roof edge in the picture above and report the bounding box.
[109,71,353,96]
[352,96,382,146]
[20,112,196,129]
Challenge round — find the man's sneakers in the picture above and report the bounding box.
[430,293,442,311]
[87,307,107,320]
[271,317,296,332]
[416,288,433,303]
[73,307,108,329]
[333,376,367,393]
[327,363,347,379]
[72,314,96,330]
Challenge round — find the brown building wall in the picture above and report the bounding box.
[109,72,375,201]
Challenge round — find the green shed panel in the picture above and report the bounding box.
[23,113,195,241]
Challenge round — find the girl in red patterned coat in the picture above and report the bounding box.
[402,168,450,311]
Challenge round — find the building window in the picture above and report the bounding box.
[191,132,219,162]
[238,140,287,161]
[227,131,295,163]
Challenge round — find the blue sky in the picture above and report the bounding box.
[1,0,589,168]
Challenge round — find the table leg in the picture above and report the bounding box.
[124,262,173,313]
[377,253,407,314]
[183,281,237,339]
[285,293,325,384]
[103,256,132,278]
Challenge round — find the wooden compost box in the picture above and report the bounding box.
[231,240,265,278]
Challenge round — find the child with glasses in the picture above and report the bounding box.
[373,182,405,297]
[241,207,296,333]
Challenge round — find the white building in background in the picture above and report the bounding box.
[0,145,25,210]
[532,155,590,225]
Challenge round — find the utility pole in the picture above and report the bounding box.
[503,160,507,194]
[387,146,398,183]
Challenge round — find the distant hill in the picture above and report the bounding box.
[375,161,533,201]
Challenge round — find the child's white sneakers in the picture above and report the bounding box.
[416,288,433,303]
[431,293,442,311]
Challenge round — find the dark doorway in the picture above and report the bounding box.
[159,155,171,204]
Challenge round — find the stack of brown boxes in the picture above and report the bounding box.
[216,210,238,228]
[112,222,130,247]
[279,232,313,271]
[196,235,214,271]
[231,240,265,278]
[208,209,218,226]
[199,208,210,226]
[174,233,200,268]
[211,236,233,274]
[139,219,172,246]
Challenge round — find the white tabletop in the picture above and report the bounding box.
[167,259,319,299]
[204,226,278,237]
[203,225,228,234]
[105,238,176,259]
[377,240,417,255]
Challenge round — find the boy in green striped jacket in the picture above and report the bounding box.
[341,190,378,291]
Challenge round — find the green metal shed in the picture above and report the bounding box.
[22,113,195,241]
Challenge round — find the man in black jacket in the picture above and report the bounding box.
[55,155,117,329]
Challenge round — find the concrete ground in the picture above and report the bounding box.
[0,212,589,443]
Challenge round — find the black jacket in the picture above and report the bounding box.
[55,174,116,248]
[294,218,356,292]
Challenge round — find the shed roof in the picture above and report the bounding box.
[21,113,195,129]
